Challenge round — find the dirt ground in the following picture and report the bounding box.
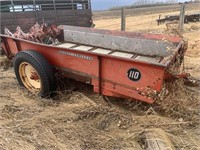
[0,3,200,150]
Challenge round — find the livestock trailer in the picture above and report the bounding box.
[0,0,93,33]
[0,26,187,103]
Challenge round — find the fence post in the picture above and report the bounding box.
[121,7,126,31]
[158,14,161,26]
[179,4,186,32]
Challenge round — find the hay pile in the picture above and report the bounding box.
[156,78,200,120]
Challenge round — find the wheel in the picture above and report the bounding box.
[14,50,56,97]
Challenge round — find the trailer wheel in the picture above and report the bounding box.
[14,50,56,97]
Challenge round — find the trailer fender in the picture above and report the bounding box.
[14,50,56,97]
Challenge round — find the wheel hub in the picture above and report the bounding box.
[19,62,41,93]
[30,71,39,80]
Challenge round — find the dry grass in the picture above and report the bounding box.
[156,79,200,120]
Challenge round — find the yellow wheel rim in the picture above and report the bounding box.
[19,62,41,94]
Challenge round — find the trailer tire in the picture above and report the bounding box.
[14,50,56,97]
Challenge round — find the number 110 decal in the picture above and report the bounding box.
[127,68,141,81]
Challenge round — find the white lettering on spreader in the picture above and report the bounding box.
[127,68,141,81]
[58,50,94,61]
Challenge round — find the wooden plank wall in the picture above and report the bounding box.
[1,9,92,33]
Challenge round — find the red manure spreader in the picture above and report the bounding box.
[0,25,187,103]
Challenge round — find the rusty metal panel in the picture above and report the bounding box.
[62,26,176,57]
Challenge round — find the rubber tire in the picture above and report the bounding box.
[14,50,56,97]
